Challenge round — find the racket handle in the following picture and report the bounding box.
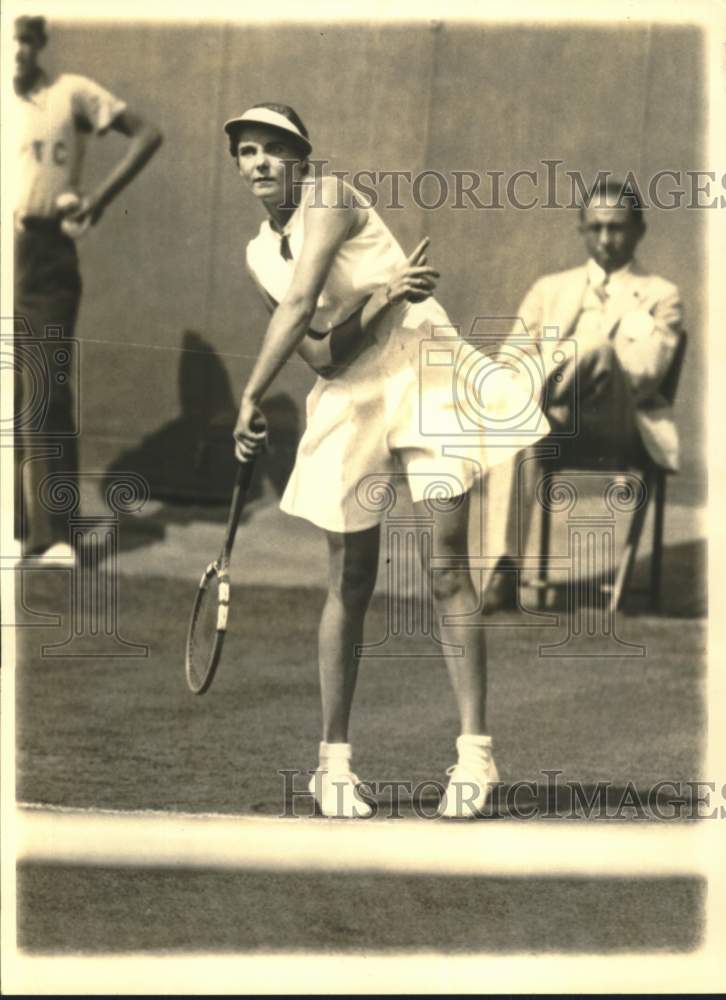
[224,455,256,551]
[237,456,256,492]
[225,409,265,552]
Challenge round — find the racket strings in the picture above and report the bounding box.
[185,460,252,695]
[186,573,224,693]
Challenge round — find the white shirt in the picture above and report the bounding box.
[246,180,406,334]
[573,258,634,339]
[14,71,126,218]
[585,257,633,293]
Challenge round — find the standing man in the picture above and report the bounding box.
[13,15,162,563]
[484,179,684,610]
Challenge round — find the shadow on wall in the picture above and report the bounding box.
[106,329,300,506]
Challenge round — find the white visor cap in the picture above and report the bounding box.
[223,107,312,156]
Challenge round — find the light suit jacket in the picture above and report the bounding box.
[508,261,683,470]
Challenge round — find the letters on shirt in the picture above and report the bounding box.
[30,140,68,165]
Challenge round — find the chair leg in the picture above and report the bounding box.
[609,472,652,613]
[650,471,666,613]
[538,492,551,611]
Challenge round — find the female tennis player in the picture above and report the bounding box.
[226,103,548,818]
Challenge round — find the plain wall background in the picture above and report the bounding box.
[40,19,707,502]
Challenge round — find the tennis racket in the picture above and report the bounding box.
[185,456,258,695]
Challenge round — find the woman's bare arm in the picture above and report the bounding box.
[236,195,437,460]
[246,262,384,378]
[249,242,438,379]
[241,177,359,406]
[296,238,439,378]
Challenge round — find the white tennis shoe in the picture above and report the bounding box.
[439,739,499,819]
[24,541,78,568]
[308,768,373,819]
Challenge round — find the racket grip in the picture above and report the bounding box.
[237,455,256,491]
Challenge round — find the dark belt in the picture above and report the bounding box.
[17,215,62,235]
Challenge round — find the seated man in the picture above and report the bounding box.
[484,178,683,611]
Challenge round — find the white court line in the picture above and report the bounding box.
[16,800,260,820]
[3,952,725,997]
[15,804,708,878]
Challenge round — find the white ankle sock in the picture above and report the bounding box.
[456,734,493,769]
[319,741,353,772]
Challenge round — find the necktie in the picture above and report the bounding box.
[594,273,610,304]
[563,273,610,339]
[280,234,293,261]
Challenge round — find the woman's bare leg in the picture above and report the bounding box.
[413,490,486,733]
[413,490,497,817]
[308,525,380,818]
[318,524,380,743]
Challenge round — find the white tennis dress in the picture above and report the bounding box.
[246,181,550,533]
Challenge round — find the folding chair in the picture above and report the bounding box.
[530,332,687,613]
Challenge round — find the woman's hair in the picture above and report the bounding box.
[227,102,311,167]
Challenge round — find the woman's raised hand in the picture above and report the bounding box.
[384,237,440,305]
